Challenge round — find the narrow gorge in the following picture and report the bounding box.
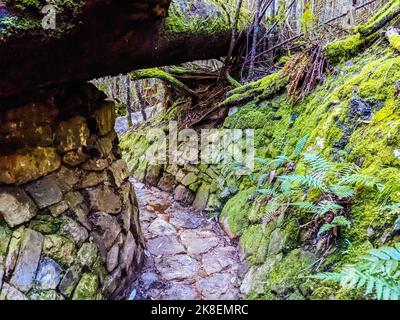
[1,0,400,302]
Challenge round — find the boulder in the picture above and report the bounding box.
[10,229,44,292]
[25,175,63,209]
[0,187,37,227]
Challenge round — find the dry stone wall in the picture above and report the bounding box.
[0,83,144,300]
[120,129,240,215]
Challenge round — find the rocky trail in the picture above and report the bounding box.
[131,179,246,300]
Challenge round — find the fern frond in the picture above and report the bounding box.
[302,153,335,175]
[318,223,334,236]
[332,216,351,228]
[257,188,278,197]
[268,155,291,169]
[339,173,384,191]
[279,174,328,192]
[292,134,309,157]
[329,183,355,199]
[314,244,400,300]
[291,201,320,213]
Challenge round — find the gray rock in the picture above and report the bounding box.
[58,264,82,298]
[157,174,176,192]
[0,187,37,227]
[0,283,28,300]
[35,257,63,290]
[10,229,44,292]
[240,254,282,294]
[119,231,137,271]
[88,185,122,214]
[268,229,285,255]
[146,236,185,257]
[59,216,89,245]
[139,271,160,291]
[196,273,235,300]
[180,229,219,256]
[161,283,198,300]
[106,243,119,272]
[145,164,162,186]
[25,175,63,209]
[90,212,121,251]
[173,185,195,205]
[156,255,200,281]
[109,159,129,187]
[169,211,204,229]
[202,246,237,275]
[5,227,24,278]
[77,243,98,267]
[192,183,210,210]
[148,218,176,237]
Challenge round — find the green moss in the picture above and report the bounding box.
[166,0,250,35]
[327,33,373,65]
[0,221,12,258]
[220,188,255,237]
[72,273,99,300]
[240,224,265,263]
[219,71,289,108]
[29,215,62,234]
[324,0,400,65]
[388,32,400,52]
[1,0,84,38]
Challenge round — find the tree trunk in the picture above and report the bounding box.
[135,81,148,122]
[248,0,262,80]
[125,75,133,127]
[222,0,244,77]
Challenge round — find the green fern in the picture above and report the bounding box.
[292,201,343,216]
[292,134,309,157]
[302,153,335,175]
[279,174,329,192]
[257,188,278,197]
[339,173,384,191]
[314,244,400,300]
[329,183,355,199]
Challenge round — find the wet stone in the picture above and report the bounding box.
[169,211,204,229]
[87,185,122,214]
[90,212,121,251]
[0,187,37,227]
[58,264,82,298]
[148,218,176,237]
[202,246,238,275]
[161,283,198,300]
[156,255,200,281]
[10,229,44,292]
[35,257,63,290]
[173,185,195,205]
[25,175,63,209]
[59,216,89,246]
[180,229,220,256]
[146,236,185,257]
[77,243,98,268]
[196,273,235,300]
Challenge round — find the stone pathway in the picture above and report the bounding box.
[131,179,244,300]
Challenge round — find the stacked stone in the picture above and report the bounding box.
[0,83,144,300]
[130,159,226,212]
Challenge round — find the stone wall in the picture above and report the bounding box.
[120,129,240,214]
[0,83,144,300]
